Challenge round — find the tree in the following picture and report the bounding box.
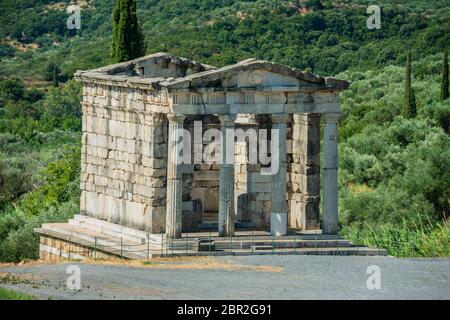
[110,0,146,63]
[304,0,324,10]
[52,65,59,87]
[44,63,61,87]
[0,79,25,103]
[403,53,417,118]
[441,48,449,101]
[0,43,15,59]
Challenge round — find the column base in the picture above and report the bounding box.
[270,212,287,236]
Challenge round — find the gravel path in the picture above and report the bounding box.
[1,256,449,300]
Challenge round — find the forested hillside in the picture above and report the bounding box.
[1,0,449,79]
[0,0,449,261]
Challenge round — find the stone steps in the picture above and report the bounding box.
[212,239,351,250]
[36,223,154,259]
[202,247,388,256]
[199,221,258,230]
[202,212,218,223]
[71,215,162,245]
[68,218,145,245]
[35,217,388,260]
[252,245,273,251]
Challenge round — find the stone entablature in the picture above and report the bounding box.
[75,52,349,238]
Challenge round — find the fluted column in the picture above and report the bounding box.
[270,114,288,236]
[218,114,237,237]
[322,113,341,235]
[165,114,186,239]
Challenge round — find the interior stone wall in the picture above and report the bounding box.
[234,115,273,228]
[233,114,321,230]
[181,116,222,230]
[287,113,321,230]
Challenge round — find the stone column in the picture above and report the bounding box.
[218,114,237,237]
[165,114,186,239]
[322,113,341,235]
[270,114,288,236]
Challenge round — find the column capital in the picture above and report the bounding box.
[271,113,289,124]
[167,113,186,123]
[322,113,343,124]
[218,114,237,127]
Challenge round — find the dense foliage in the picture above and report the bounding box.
[0,0,449,260]
[0,78,81,262]
[1,0,449,79]
[442,49,449,101]
[337,53,450,254]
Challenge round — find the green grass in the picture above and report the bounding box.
[0,287,34,300]
[343,219,450,257]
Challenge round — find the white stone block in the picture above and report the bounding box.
[270,212,287,236]
[109,120,124,137]
[85,191,98,217]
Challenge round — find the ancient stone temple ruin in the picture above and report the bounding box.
[36,53,386,261]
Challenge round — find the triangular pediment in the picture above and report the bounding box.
[161,59,349,91]
[75,53,349,92]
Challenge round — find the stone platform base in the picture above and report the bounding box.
[35,215,387,261]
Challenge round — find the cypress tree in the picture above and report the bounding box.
[441,48,449,101]
[403,52,417,118]
[52,64,59,87]
[409,86,417,118]
[110,0,146,64]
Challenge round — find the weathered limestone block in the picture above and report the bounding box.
[108,120,125,138]
[124,200,145,228]
[190,187,219,214]
[80,190,87,215]
[115,137,136,154]
[135,166,167,178]
[142,124,165,144]
[194,181,216,188]
[141,156,167,169]
[237,193,250,221]
[182,200,202,232]
[288,173,320,195]
[248,200,272,227]
[288,196,320,230]
[135,174,166,188]
[142,141,166,158]
[115,160,134,173]
[133,185,166,199]
[84,191,99,218]
[193,170,219,181]
[92,118,108,135]
[143,206,166,233]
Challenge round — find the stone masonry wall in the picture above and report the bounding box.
[80,82,168,233]
[287,114,320,230]
[235,116,273,228]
